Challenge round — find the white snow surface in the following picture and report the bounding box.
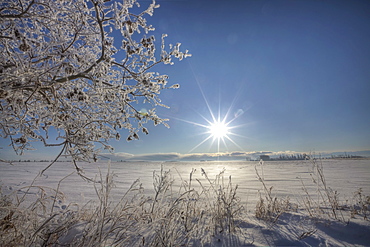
[1,159,369,246]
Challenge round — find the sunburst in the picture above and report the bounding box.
[186,108,244,154]
[168,85,246,154]
[165,62,249,155]
[208,120,230,139]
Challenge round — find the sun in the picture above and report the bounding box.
[165,64,248,154]
[208,120,230,139]
[166,85,247,154]
[188,111,244,154]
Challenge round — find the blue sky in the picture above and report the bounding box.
[1,0,370,161]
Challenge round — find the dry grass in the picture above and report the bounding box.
[1,159,369,246]
[349,188,370,220]
[298,158,363,224]
[254,160,291,224]
[0,182,78,246]
[0,164,245,246]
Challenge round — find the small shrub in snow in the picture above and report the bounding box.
[255,161,291,223]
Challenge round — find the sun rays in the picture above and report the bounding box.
[183,106,245,154]
[170,82,247,154]
[163,60,251,155]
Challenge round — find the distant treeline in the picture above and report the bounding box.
[330,154,365,159]
[272,153,310,161]
[257,153,366,161]
[250,153,312,161]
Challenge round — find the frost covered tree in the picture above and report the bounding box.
[0,0,190,164]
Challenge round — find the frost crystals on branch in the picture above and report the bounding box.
[0,0,191,162]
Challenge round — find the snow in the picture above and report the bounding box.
[1,159,369,246]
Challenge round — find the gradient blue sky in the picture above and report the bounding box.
[1,0,370,161]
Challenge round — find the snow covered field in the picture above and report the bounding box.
[1,159,369,246]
